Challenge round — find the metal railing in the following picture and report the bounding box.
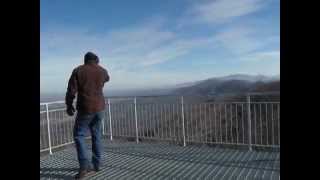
[40,93,280,155]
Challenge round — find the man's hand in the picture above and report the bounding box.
[66,105,76,116]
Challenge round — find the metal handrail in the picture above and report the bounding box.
[40,94,280,155]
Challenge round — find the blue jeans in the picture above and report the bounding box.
[73,111,104,170]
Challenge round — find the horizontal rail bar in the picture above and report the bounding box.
[40,137,91,153]
[40,92,280,104]
[40,101,65,106]
[248,91,280,95]
[40,108,67,114]
[40,141,74,152]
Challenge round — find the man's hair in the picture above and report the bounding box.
[84,52,99,64]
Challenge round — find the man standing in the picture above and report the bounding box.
[65,52,110,179]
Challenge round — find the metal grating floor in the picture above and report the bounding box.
[40,140,279,180]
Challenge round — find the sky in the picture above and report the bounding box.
[40,0,280,94]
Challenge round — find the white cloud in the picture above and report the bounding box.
[213,26,263,55]
[188,0,265,24]
[241,50,280,62]
[41,18,219,69]
[40,20,217,92]
[40,20,278,93]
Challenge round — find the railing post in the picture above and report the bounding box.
[134,97,139,143]
[108,99,113,141]
[45,103,53,155]
[102,119,105,136]
[181,96,186,147]
[247,94,252,151]
[102,101,106,136]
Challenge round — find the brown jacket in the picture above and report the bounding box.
[65,60,110,114]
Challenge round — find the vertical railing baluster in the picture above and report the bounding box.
[278,103,280,145]
[108,99,113,141]
[271,103,274,145]
[134,97,139,143]
[254,104,257,146]
[214,103,217,144]
[181,96,186,147]
[266,103,269,146]
[236,104,238,144]
[225,104,227,143]
[219,103,222,143]
[102,100,106,136]
[205,103,207,144]
[230,103,233,144]
[45,103,52,155]
[173,103,176,143]
[247,94,252,151]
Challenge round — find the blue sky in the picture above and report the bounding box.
[41,0,280,93]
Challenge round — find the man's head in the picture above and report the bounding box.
[84,52,99,64]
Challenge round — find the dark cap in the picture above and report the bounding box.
[84,52,99,64]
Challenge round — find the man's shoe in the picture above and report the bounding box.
[75,169,95,179]
[94,167,100,172]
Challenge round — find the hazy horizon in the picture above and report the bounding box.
[40,73,280,103]
[41,73,279,95]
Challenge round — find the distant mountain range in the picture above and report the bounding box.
[210,74,279,82]
[41,74,280,101]
[172,74,279,96]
